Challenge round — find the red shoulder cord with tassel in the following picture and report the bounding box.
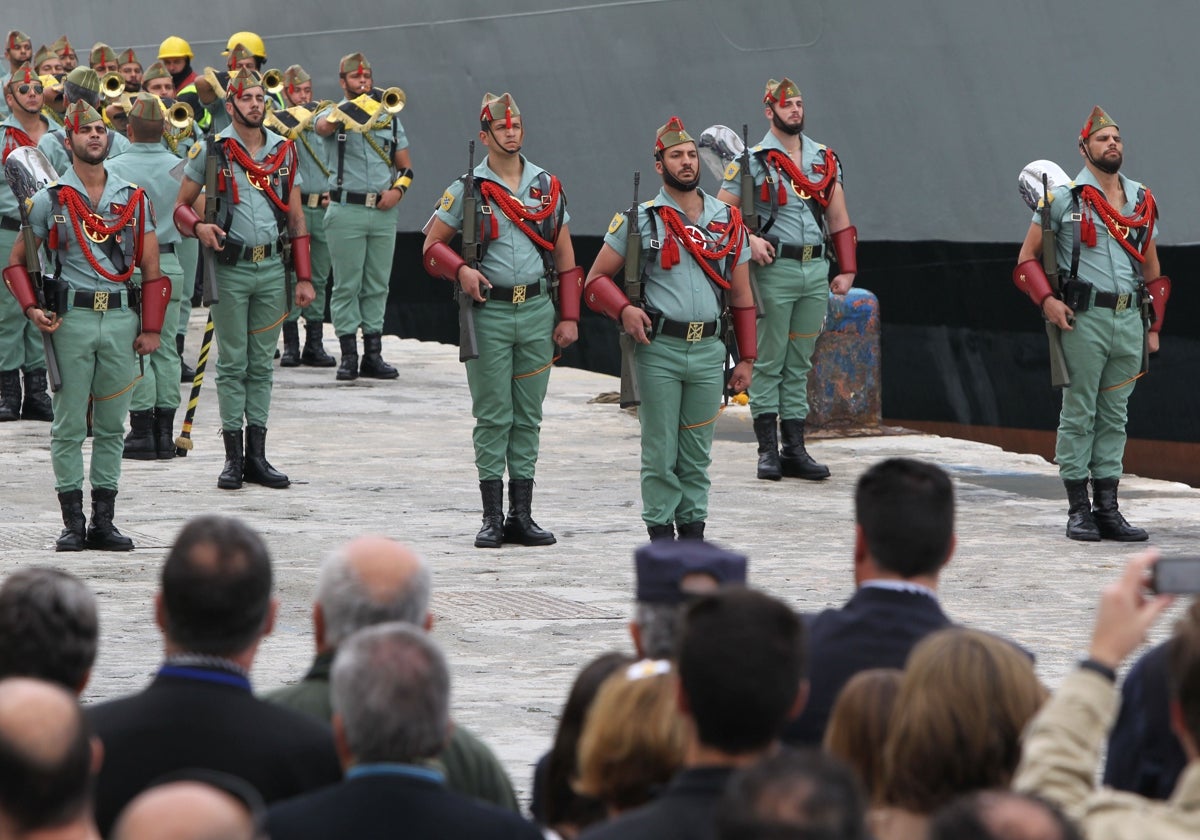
[2,126,35,163]
[220,137,297,212]
[478,177,563,250]
[762,148,839,208]
[57,186,146,283]
[655,206,744,290]
[1077,185,1156,263]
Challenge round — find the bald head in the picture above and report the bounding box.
[0,677,94,833]
[112,781,257,840]
[316,537,432,650]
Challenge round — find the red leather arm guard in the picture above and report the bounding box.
[423,240,466,283]
[731,305,758,362]
[291,234,312,284]
[831,225,858,275]
[1013,259,1054,307]
[2,264,38,313]
[584,275,631,321]
[173,203,202,238]
[1146,276,1171,333]
[557,266,584,321]
[140,276,172,333]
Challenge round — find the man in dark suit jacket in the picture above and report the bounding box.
[267,622,541,840]
[783,458,956,746]
[85,516,342,836]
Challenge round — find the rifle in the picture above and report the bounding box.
[618,172,642,408]
[456,141,482,363]
[200,146,220,305]
[1039,173,1070,389]
[740,124,765,317]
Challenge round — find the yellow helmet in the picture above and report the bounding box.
[158,36,193,60]
[222,31,265,59]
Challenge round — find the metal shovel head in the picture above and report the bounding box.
[4,146,59,203]
[1018,159,1070,211]
[698,124,745,180]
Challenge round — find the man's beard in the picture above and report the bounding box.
[232,103,263,129]
[73,141,107,165]
[771,109,804,136]
[662,167,700,192]
[1093,151,1122,175]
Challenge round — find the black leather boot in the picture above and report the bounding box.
[647,523,675,541]
[154,408,176,460]
[503,479,556,546]
[279,321,301,367]
[475,479,505,548]
[677,521,706,540]
[218,429,244,490]
[1092,477,1149,541]
[336,334,359,381]
[779,418,830,480]
[300,321,336,367]
[20,369,53,421]
[177,334,196,383]
[86,488,134,551]
[55,490,86,552]
[1064,479,1101,541]
[243,426,290,488]
[122,410,158,460]
[360,333,399,379]
[0,369,21,422]
[753,413,782,481]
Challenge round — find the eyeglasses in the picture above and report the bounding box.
[12,83,43,95]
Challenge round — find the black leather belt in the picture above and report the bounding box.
[489,281,542,304]
[329,189,380,207]
[0,215,20,232]
[301,192,324,209]
[72,288,139,311]
[237,241,282,263]
[159,243,176,254]
[1093,289,1141,312]
[777,242,824,262]
[657,317,720,342]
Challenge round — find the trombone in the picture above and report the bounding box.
[100,71,125,100]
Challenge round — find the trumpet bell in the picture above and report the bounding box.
[167,100,194,130]
[380,86,405,114]
[100,71,126,100]
[262,68,284,96]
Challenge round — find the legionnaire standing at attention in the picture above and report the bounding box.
[4,100,170,551]
[1014,107,1169,542]
[585,117,757,542]
[314,52,412,381]
[0,64,53,422]
[276,64,336,368]
[717,78,856,482]
[38,67,132,175]
[422,92,583,548]
[174,69,316,491]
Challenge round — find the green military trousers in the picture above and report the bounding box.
[324,202,397,336]
[464,294,555,481]
[636,333,725,527]
[128,253,184,411]
[749,256,829,420]
[210,256,288,431]
[286,204,332,325]
[50,301,139,492]
[0,228,47,371]
[1055,303,1144,481]
[175,236,199,341]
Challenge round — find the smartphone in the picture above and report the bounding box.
[1151,557,1200,594]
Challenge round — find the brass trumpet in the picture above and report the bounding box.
[100,71,125,100]
[378,86,405,114]
[262,68,284,96]
[167,100,194,130]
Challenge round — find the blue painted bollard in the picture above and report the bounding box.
[807,287,880,429]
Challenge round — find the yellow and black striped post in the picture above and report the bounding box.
[174,313,215,457]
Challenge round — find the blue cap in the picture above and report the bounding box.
[634,541,748,605]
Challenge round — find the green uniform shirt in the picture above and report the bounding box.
[319,101,408,194]
[603,186,748,323]
[433,156,568,289]
[720,131,842,247]
[184,126,301,247]
[0,116,50,219]
[107,141,184,246]
[292,123,331,195]
[28,165,150,292]
[37,124,130,176]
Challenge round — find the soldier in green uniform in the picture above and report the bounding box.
[717,78,857,482]
[52,37,78,73]
[4,31,32,75]
[33,45,64,81]
[1015,106,1169,542]
[4,100,170,551]
[277,64,335,368]
[174,69,316,490]
[0,64,53,422]
[117,48,142,93]
[314,52,412,381]
[107,93,187,461]
[38,67,131,175]
[88,43,119,75]
[422,92,584,548]
[585,117,757,541]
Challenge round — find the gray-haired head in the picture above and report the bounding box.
[331,622,450,765]
[316,537,432,649]
[0,567,98,693]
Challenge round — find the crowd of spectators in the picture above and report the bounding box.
[0,457,1194,840]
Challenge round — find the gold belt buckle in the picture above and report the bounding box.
[306,193,320,209]
[511,284,527,304]
[365,193,378,209]
[92,291,109,311]
[251,244,266,263]
[801,244,814,261]
[1115,293,1130,312]
[685,321,705,342]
